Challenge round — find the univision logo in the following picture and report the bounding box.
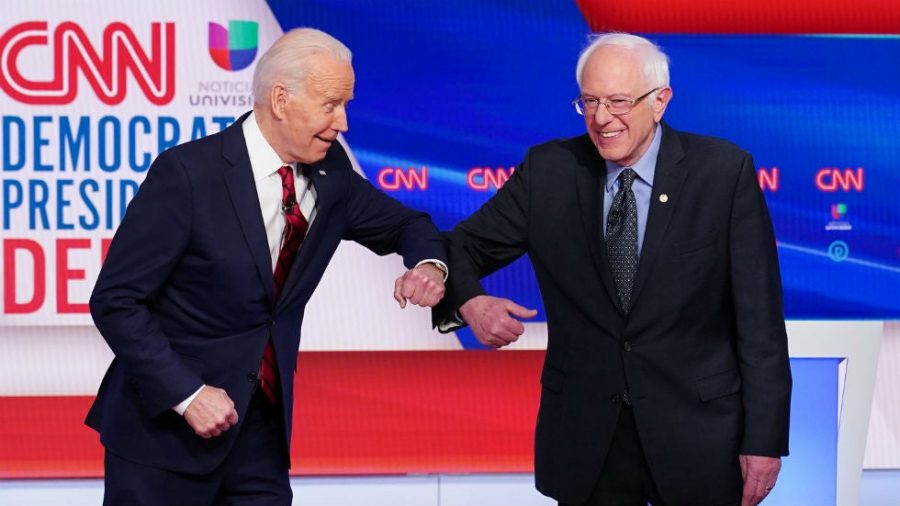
[825,203,852,231]
[208,20,258,71]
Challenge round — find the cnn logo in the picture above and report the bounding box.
[0,21,175,105]
[815,168,864,192]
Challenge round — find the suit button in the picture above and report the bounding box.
[247,372,258,383]
[610,394,620,404]
[623,340,632,352]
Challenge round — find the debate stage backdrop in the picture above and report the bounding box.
[1,1,898,503]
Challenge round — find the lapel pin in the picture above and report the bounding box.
[318,169,327,176]
[659,194,669,203]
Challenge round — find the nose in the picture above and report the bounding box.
[332,106,349,133]
[591,102,614,123]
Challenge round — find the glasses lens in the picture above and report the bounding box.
[574,100,584,115]
[607,100,631,115]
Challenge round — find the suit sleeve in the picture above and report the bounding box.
[342,169,447,268]
[729,154,792,457]
[89,149,205,417]
[432,149,533,326]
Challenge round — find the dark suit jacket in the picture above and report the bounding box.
[436,123,791,504]
[87,113,446,475]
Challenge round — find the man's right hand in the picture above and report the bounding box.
[459,295,538,348]
[183,386,239,439]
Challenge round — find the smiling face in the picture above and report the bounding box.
[580,45,671,167]
[269,53,355,164]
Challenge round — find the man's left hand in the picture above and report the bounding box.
[394,263,445,308]
[739,454,781,505]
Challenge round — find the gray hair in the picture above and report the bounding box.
[252,28,352,105]
[575,33,669,91]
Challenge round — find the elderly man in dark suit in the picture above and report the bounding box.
[436,32,791,506]
[88,28,447,506]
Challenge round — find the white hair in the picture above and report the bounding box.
[252,28,352,105]
[575,32,669,92]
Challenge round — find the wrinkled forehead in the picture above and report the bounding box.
[580,46,647,93]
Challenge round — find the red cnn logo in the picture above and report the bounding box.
[0,21,175,105]
[467,167,514,191]
[757,167,779,192]
[815,168,864,192]
[377,167,428,191]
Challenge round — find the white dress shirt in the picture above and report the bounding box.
[243,111,318,268]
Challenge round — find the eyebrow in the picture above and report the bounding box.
[581,93,633,99]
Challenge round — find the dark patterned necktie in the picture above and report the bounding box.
[259,166,310,405]
[606,168,639,314]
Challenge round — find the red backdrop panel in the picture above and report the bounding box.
[575,0,900,34]
[0,350,545,478]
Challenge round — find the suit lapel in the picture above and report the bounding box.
[573,136,620,309]
[630,123,687,309]
[221,112,275,306]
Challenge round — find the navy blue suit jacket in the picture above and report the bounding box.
[87,113,445,474]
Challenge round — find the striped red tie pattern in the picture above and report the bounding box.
[258,165,310,405]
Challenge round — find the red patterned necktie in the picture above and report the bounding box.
[259,165,310,405]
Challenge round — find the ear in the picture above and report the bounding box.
[269,82,291,119]
[652,87,673,122]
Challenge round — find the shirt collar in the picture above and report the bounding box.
[604,123,662,192]
[242,110,296,181]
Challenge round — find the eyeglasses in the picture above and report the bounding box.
[572,88,660,116]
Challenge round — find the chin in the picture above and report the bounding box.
[595,147,620,163]
[592,140,617,158]
[297,150,325,164]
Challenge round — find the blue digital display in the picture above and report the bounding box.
[267,1,900,327]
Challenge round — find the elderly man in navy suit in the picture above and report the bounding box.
[436,33,791,506]
[88,28,447,506]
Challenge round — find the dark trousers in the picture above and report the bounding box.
[561,405,666,506]
[103,389,292,506]
[561,405,742,506]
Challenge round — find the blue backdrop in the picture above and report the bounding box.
[267,1,900,330]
